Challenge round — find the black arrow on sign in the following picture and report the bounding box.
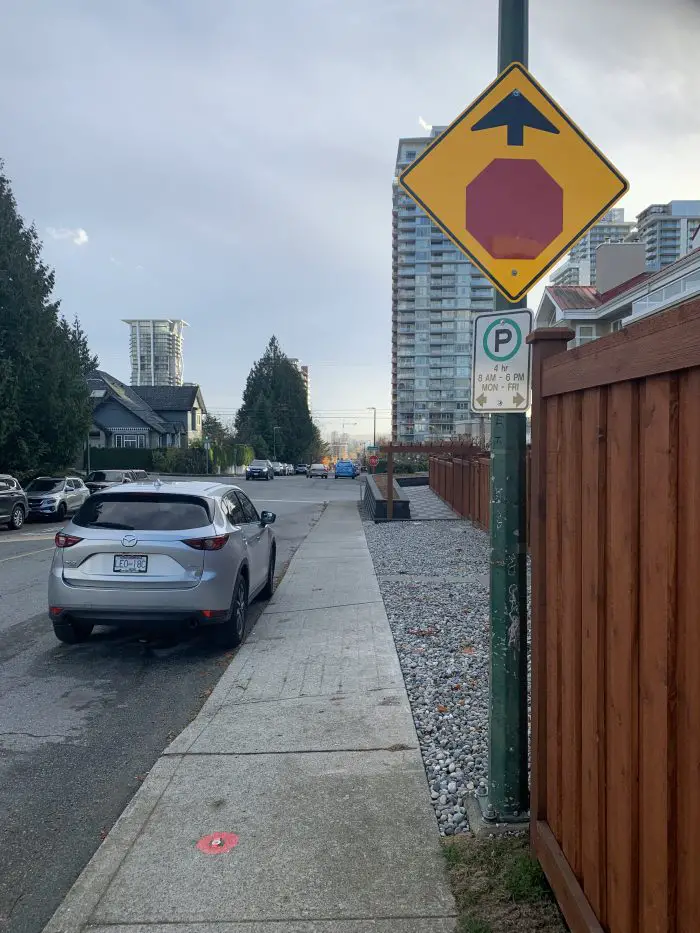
[472,90,559,147]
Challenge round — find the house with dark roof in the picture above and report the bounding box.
[87,372,207,451]
[131,384,207,446]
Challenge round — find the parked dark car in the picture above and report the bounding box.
[85,470,134,494]
[0,474,28,530]
[245,460,274,481]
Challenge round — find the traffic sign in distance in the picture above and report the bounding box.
[369,455,379,468]
[398,63,628,301]
[471,310,533,413]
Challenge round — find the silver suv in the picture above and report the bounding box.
[48,481,277,647]
[26,476,90,521]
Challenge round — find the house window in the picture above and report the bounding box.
[138,435,146,449]
[114,435,123,448]
[191,410,197,431]
[576,324,597,347]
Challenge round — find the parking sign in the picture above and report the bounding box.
[471,310,533,413]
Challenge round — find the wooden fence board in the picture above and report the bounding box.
[638,375,678,933]
[579,387,608,923]
[545,396,562,840]
[676,368,700,933]
[559,392,583,878]
[542,295,700,396]
[604,381,640,933]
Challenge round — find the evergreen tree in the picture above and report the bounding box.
[235,337,319,462]
[0,163,97,474]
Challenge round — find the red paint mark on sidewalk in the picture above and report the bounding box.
[196,832,239,854]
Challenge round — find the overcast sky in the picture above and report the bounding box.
[1,0,698,439]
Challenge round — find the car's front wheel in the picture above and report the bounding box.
[213,572,248,649]
[260,546,276,600]
[57,502,67,521]
[52,620,94,644]
[9,504,25,530]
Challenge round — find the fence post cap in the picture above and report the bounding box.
[527,327,575,344]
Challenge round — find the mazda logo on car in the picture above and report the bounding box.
[121,534,138,548]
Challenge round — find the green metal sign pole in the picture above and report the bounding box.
[486,0,530,822]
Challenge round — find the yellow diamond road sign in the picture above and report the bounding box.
[398,63,629,302]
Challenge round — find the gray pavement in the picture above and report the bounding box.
[44,500,457,933]
[404,486,460,521]
[0,478,328,933]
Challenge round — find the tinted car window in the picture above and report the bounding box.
[236,492,259,523]
[130,471,149,481]
[249,460,268,468]
[73,494,212,531]
[87,471,124,482]
[27,479,64,493]
[224,494,245,525]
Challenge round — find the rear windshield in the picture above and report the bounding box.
[87,471,123,482]
[27,479,64,493]
[73,493,213,531]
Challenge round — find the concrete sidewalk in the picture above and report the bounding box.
[45,501,457,933]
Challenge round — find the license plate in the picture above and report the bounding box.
[113,554,148,573]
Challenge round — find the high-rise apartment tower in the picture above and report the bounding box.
[123,319,188,386]
[392,129,494,442]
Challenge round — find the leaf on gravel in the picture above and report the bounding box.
[462,645,475,654]
[408,627,438,636]
[437,704,449,713]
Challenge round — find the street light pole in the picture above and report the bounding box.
[367,407,377,447]
[273,426,281,461]
[486,0,530,823]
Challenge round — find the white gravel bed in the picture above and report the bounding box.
[364,519,491,835]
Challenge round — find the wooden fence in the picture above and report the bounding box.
[529,296,700,933]
[429,455,491,528]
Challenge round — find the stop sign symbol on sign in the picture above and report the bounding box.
[369,455,378,468]
[466,158,563,261]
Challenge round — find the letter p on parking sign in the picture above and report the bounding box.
[471,310,533,413]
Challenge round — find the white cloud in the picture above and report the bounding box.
[46,226,89,246]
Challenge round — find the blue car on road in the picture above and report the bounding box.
[334,460,356,479]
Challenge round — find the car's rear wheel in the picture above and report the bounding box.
[9,504,25,530]
[260,546,276,600]
[213,572,248,649]
[52,620,94,644]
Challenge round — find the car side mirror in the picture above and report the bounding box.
[260,510,276,526]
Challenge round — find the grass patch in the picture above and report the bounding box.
[443,833,568,932]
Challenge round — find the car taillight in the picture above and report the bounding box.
[55,532,82,548]
[183,534,229,551]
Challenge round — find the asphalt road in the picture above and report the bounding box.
[0,474,363,933]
